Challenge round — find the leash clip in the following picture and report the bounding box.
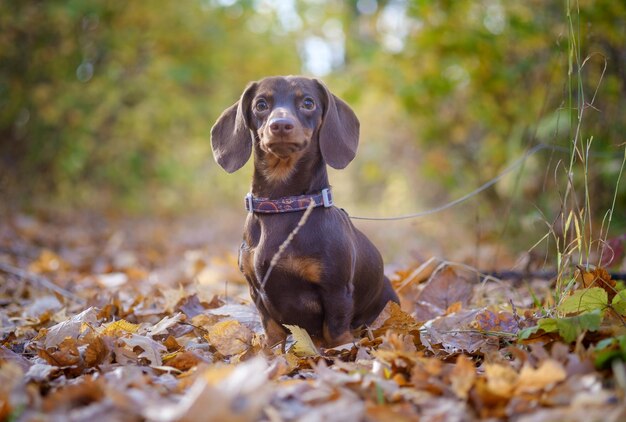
[321,188,332,208]
[245,193,254,213]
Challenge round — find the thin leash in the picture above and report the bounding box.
[345,143,561,221]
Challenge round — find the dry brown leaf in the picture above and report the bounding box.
[28,249,69,273]
[146,312,184,337]
[163,335,181,351]
[515,359,567,393]
[44,307,97,348]
[122,334,167,366]
[177,293,208,318]
[206,320,253,356]
[450,354,476,399]
[413,266,473,321]
[38,338,80,367]
[84,335,109,367]
[420,309,499,355]
[163,351,208,372]
[471,378,509,419]
[484,363,518,398]
[369,301,421,337]
[576,267,617,302]
[445,301,463,315]
[42,376,104,413]
[472,309,519,334]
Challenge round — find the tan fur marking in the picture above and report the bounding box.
[240,248,255,279]
[278,256,323,283]
[262,153,301,183]
[323,322,354,347]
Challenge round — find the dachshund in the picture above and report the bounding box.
[211,76,399,348]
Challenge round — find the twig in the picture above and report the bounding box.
[261,200,316,289]
[0,262,85,304]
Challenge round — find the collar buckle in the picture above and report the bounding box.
[245,193,254,213]
[321,188,332,208]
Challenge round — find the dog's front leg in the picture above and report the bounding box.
[321,283,355,347]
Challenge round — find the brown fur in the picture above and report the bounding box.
[211,76,399,348]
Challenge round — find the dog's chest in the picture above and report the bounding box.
[239,213,336,287]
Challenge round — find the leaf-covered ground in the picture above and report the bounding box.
[1,213,625,421]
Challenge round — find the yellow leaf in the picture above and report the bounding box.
[450,354,476,399]
[283,324,319,357]
[484,363,518,398]
[515,359,566,393]
[102,319,140,336]
[206,320,253,356]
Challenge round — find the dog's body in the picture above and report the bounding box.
[211,76,398,347]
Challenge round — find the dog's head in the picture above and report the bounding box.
[211,76,360,173]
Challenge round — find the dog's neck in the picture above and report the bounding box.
[251,149,329,199]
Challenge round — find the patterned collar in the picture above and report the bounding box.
[245,188,333,214]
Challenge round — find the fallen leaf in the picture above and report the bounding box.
[44,307,98,348]
[84,335,109,367]
[558,287,607,314]
[207,320,253,356]
[369,301,421,337]
[146,312,184,337]
[96,272,128,288]
[420,309,499,355]
[102,319,141,336]
[163,351,209,372]
[576,267,616,301]
[413,267,473,321]
[484,363,518,398]
[38,338,80,367]
[283,324,318,357]
[143,358,270,422]
[515,359,567,393]
[450,354,476,399]
[28,249,69,273]
[122,334,167,366]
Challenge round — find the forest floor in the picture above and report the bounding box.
[1,211,625,421]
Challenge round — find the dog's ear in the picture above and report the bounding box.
[211,82,257,173]
[315,80,360,169]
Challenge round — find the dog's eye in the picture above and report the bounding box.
[301,98,316,111]
[255,100,268,112]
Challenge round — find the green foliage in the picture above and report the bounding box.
[0,1,300,211]
[1,0,624,239]
[557,287,607,314]
[611,290,626,315]
[518,308,602,343]
[595,334,626,369]
[554,310,602,343]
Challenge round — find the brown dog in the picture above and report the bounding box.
[211,76,398,347]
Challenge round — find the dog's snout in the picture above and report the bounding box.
[269,118,295,136]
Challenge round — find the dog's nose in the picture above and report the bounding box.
[269,118,295,136]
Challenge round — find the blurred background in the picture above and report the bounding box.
[1,0,625,266]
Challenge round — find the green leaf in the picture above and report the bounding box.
[596,337,617,351]
[594,335,626,369]
[517,325,540,340]
[537,317,558,333]
[555,310,603,343]
[283,324,319,357]
[611,290,626,315]
[558,287,608,314]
